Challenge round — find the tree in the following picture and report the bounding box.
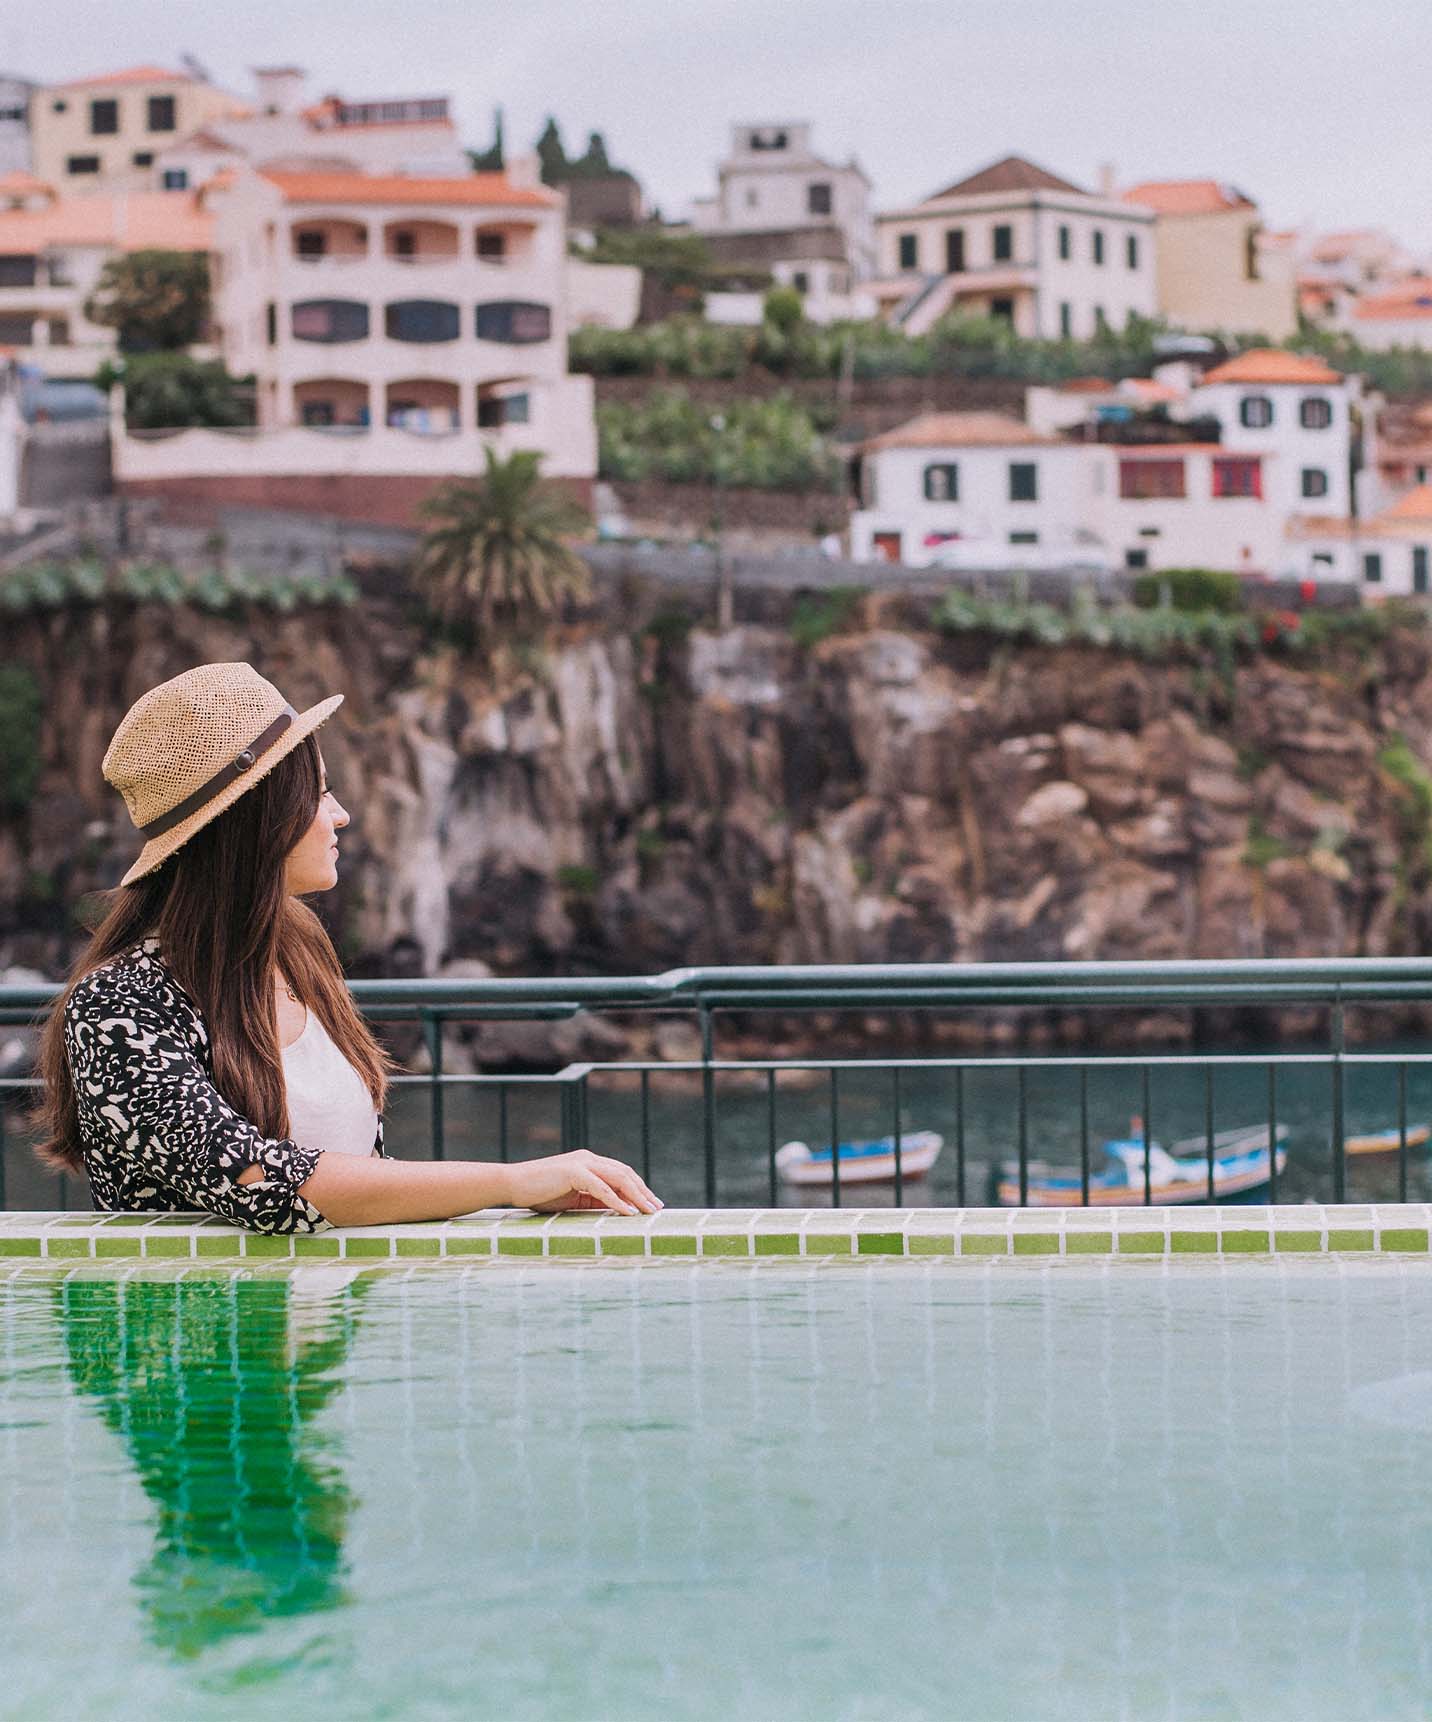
[84,249,210,352]
[101,352,251,429]
[413,447,593,627]
[468,106,505,172]
[535,117,569,187]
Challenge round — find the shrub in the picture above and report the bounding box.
[598,387,840,490]
[1132,568,1243,614]
[789,586,864,649]
[0,662,43,812]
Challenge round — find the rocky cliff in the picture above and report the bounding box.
[7,594,1432,1029]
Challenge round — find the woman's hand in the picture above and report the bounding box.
[506,1150,663,1217]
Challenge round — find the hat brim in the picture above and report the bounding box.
[118,693,345,889]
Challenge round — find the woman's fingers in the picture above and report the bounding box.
[571,1164,638,1215]
[588,1155,662,1211]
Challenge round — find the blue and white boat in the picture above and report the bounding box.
[994,1121,1289,1207]
[776,1130,943,1186]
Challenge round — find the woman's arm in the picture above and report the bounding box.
[281,1146,663,1228]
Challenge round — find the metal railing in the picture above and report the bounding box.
[5,957,1432,1211]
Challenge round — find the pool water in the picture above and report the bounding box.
[5,1258,1432,1721]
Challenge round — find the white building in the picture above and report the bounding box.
[1294,487,1432,592]
[871,155,1156,339]
[0,74,33,176]
[1342,277,1432,351]
[690,122,874,279]
[113,164,596,513]
[851,349,1362,578]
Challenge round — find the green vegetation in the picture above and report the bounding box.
[99,352,253,430]
[934,588,1258,663]
[598,388,840,489]
[0,560,358,614]
[84,249,211,352]
[789,586,865,650]
[0,662,43,812]
[1378,734,1432,876]
[414,446,592,627]
[1132,568,1243,614]
[555,863,600,898]
[1242,816,1294,870]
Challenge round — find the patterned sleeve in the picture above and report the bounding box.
[65,981,331,1234]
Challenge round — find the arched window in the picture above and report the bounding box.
[476,301,552,344]
[291,300,369,343]
[385,300,461,342]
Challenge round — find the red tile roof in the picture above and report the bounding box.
[1353,279,1432,321]
[862,411,1060,451]
[56,64,195,88]
[1377,483,1432,523]
[1199,348,1342,386]
[1122,179,1254,216]
[261,170,557,209]
[0,189,212,255]
[927,155,1087,201]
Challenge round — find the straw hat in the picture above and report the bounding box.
[103,662,344,888]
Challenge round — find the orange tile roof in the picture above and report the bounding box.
[56,64,194,88]
[1122,179,1254,216]
[1376,484,1432,523]
[0,189,212,256]
[1354,278,1432,321]
[862,411,1060,451]
[0,171,55,201]
[261,170,557,209]
[1059,376,1116,394]
[1199,347,1342,386]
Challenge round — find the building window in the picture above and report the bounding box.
[897,232,918,271]
[791,271,809,294]
[89,98,118,136]
[1125,548,1149,569]
[1093,305,1107,332]
[1363,552,1382,584]
[476,300,552,343]
[1057,223,1071,261]
[291,299,370,343]
[51,99,68,114]
[147,94,176,132]
[1119,459,1186,500]
[1009,531,1039,545]
[1009,462,1038,502]
[990,297,1015,324]
[131,151,153,167]
[300,400,335,427]
[944,229,965,273]
[1092,229,1105,266]
[1300,396,1332,429]
[992,223,1013,263]
[1244,225,1261,281]
[1301,467,1329,498]
[923,463,959,501]
[392,229,416,259]
[265,302,277,346]
[385,299,461,342]
[1059,301,1072,338]
[1126,233,1139,270]
[0,257,36,288]
[1213,456,1262,498]
[1416,547,1430,594]
[66,155,100,176]
[161,168,188,190]
[476,231,506,260]
[295,229,327,258]
[477,389,531,428]
[807,181,832,216]
[1239,395,1274,428]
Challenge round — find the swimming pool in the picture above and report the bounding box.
[5,1248,1432,1721]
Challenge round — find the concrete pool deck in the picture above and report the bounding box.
[5,1204,1432,1262]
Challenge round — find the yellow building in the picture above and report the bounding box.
[28,65,246,193]
[1121,179,1297,340]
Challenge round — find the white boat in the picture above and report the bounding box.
[776,1130,943,1187]
[994,1122,1289,1207]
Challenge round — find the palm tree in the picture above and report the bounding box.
[413,447,592,626]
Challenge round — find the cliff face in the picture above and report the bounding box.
[7,596,1432,993]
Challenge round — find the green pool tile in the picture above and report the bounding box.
[801,1234,854,1255]
[1218,1230,1270,1254]
[195,1234,244,1257]
[443,1236,494,1256]
[1327,1229,1376,1251]
[243,1236,294,1258]
[547,1235,597,1257]
[396,1237,444,1257]
[0,1237,42,1256]
[292,1236,342,1257]
[497,1236,544,1256]
[649,1235,698,1256]
[41,1238,91,1259]
[908,1234,955,1255]
[141,1235,193,1258]
[1011,1233,1061,1256]
[1273,1231,1322,1252]
[1170,1231,1219,1253]
[698,1233,750,1257]
[1115,1232,1166,1254]
[1064,1231,1113,1254]
[754,1233,802,1255]
[597,1235,646,1256]
[1380,1228,1430,1252]
[959,1232,1009,1256]
[101,1216,152,1227]
[856,1233,907,1255]
[342,1237,393,1257]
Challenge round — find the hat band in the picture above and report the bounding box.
[138,704,299,839]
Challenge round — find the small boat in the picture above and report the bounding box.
[776,1130,943,1187]
[1344,1123,1432,1157]
[994,1120,1289,1207]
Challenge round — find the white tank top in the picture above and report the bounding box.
[280,1006,379,1157]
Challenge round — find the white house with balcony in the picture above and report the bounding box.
[872,155,1156,339]
[112,164,596,519]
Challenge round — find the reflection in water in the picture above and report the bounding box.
[58,1270,363,1660]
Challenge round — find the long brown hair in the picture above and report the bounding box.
[29,730,400,1172]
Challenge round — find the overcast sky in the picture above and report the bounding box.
[5,0,1429,251]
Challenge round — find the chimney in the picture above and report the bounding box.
[252,67,307,118]
[1098,161,1117,198]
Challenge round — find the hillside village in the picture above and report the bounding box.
[2,60,1432,587]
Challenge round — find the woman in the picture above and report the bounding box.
[29,661,662,1233]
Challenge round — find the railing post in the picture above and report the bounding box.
[0,1095,7,1210]
[1331,991,1345,1202]
[700,1004,716,1205]
[424,1009,445,1160]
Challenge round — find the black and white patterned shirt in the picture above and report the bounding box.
[62,935,384,1232]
